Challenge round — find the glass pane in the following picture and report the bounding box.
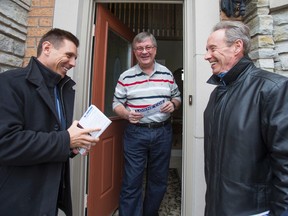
[104,29,132,117]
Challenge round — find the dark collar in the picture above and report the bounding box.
[33,57,62,88]
[207,56,253,86]
[26,57,75,90]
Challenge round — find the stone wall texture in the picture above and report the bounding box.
[0,0,31,72]
[244,0,288,76]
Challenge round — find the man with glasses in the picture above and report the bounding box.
[113,32,181,216]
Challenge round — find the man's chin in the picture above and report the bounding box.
[212,70,220,75]
[58,70,66,78]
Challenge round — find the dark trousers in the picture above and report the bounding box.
[119,123,173,216]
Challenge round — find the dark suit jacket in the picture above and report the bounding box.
[0,57,76,216]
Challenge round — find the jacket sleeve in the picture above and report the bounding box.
[0,73,71,166]
[263,80,288,216]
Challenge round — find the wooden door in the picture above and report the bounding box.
[87,4,135,216]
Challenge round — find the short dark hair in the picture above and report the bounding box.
[37,28,79,57]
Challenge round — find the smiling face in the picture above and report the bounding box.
[204,29,243,75]
[133,38,157,72]
[38,39,78,78]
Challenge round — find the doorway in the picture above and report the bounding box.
[88,2,183,215]
[103,1,183,177]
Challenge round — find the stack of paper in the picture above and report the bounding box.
[77,105,112,155]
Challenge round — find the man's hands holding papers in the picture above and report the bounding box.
[128,110,144,123]
[68,120,100,155]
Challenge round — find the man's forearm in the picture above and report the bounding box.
[114,104,129,120]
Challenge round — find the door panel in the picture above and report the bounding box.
[87,4,135,216]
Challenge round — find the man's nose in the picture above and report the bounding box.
[204,51,211,60]
[70,57,76,67]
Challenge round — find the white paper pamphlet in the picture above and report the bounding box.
[77,105,112,155]
[134,99,165,116]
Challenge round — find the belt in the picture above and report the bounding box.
[134,119,171,128]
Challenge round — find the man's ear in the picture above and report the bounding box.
[42,41,52,55]
[234,39,244,55]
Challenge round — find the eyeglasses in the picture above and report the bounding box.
[134,46,155,52]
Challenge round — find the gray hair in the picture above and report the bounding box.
[213,21,251,56]
[132,32,157,48]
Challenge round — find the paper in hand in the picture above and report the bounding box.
[77,105,112,155]
[134,99,165,116]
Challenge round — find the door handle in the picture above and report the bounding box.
[189,95,192,105]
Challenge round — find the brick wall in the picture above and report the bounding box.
[23,0,55,66]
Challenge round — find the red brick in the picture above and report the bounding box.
[41,0,55,7]
[27,17,39,27]
[26,38,36,48]
[39,17,53,26]
[25,47,37,58]
[27,27,51,37]
[29,8,54,17]
[31,0,41,7]
[24,0,55,65]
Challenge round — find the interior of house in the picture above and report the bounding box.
[103,3,184,215]
[103,2,184,176]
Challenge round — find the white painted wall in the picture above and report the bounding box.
[53,0,81,80]
[54,1,93,216]
[182,0,219,215]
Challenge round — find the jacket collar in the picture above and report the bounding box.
[24,57,75,123]
[34,57,62,88]
[207,56,253,86]
[25,57,75,88]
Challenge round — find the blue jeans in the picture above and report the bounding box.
[119,123,173,216]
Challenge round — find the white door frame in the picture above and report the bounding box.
[53,0,219,215]
[182,1,219,215]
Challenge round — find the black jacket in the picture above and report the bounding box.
[0,57,75,216]
[204,57,288,216]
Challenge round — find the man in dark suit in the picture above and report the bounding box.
[0,28,99,216]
